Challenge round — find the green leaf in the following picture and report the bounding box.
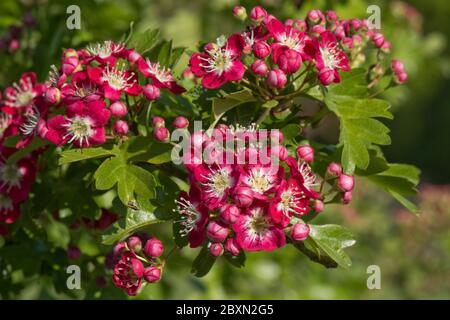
[211,90,257,120]
[128,28,160,54]
[326,95,393,173]
[128,142,173,164]
[261,100,279,109]
[191,246,217,277]
[46,217,70,249]
[295,224,355,269]
[224,251,246,269]
[94,155,157,206]
[367,163,420,214]
[328,68,367,97]
[59,146,117,165]
[102,208,164,245]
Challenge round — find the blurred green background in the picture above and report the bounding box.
[0,0,449,299]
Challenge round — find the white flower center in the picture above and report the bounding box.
[174,197,201,236]
[279,30,304,51]
[299,161,318,190]
[63,116,94,145]
[0,163,23,191]
[245,208,270,239]
[20,107,40,136]
[86,41,124,58]
[200,47,234,76]
[278,186,306,216]
[5,77,35,108]
[247,168,272,194]
[201,167,232,198]
[320,42,342,70]
[145,60,174,83]
[101,65,135,90]
[0,113,12,138]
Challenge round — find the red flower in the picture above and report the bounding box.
[44,100,110,147]
[138,60,185,94]
[2,72,45,115]
[233,203,286,252]
[189,34,246,89]
[112,251,145,296]
[307,32,350,85]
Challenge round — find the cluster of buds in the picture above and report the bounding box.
[152,115,189,142]
[189,6,407,97]
[3,40,185,149]
[0,13,36,54]
[111,234,165,296]
[174,124,352,255]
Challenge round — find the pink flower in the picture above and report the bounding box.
[44,100,110,147]
[239,164,284,200]
[193,164,237,210]
[307,32,350,85]
[85,41,126,66]
[112,251,144,296]
[87,65,141,101]
[233,204,286,252]
[269,179,310,227]
[189,34,246,89]
[175,185,209,248]
[138,60,185,94]
[2,72,45,115]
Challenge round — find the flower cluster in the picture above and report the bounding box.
[0,72,43,232]
[189,6,407,93]
[174,124,354,255]
[8,40,185,148]
[111,234,165,296]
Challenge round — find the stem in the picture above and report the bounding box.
[255,107,271,125]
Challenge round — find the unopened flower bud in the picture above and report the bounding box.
[206,221,229,243]
[224,238,241,256]
[152,116,165,128]
[232,6,247,21]
[173,116,189,129]
[127,236,142,253]
[220,204,240,225]
[233,186,254,207]
[291,223,310,241]
[296,144,314,163]
[209,243,224,257]
[267,69,287,89]
[251,59,269,76]
[253,41,271,59]
[314,200,324,213]
[144,266,161,283]
[44,87,60,105]
[154,127,170,142]
[338,174,355,192]
[143,84,160,101]
[327,162,342,177]
[114,120,129,136]
[144,238,164,258]
[110,101,128,117]
[277,49,302,74]
[249,6,267,23]
[342,191,353,204]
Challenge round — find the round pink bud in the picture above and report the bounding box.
[338,174,355,192]
[127,236,142,253]
[113,241,127,256]
[224,238,241,256]
[327,162,342,177]
[351,19,362,31]
[391,59,405,74]
[270,130,284,143]
[267,69,287,89]
[253,41,271,59]
[143,84,160,101]
[342,191,353,204]
[173,116,189,129]
[381,40,391,53]
[326,10,338,22]
[291,223,310,242]
[251,59,269,76]
[144,238,164,258]
[127,49,142,64]
[67,245,81,260]
[295,19,307,31]
[44,87,60,105]
[314,200,324,213]
[271,145,288,161]
[318,68,336,85]
[209,243,224,257]
[372,33,385,48]
[395,72,408,84]
[233,186,254,207]
[144,266,161,283]
[152,116,165,128]
[334,25,346,40]
[114,120,129,136]
[232,6,247,21]
[310,24,326,35]
[249,6,267,23]
[220,204,241,225]
[296,144,314,163]
[61,54,79,75]
[110,101,128,117]
[277,49,302,74]
[154,127,170,142]
[206,221,229,243]
[307,10,320,23]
